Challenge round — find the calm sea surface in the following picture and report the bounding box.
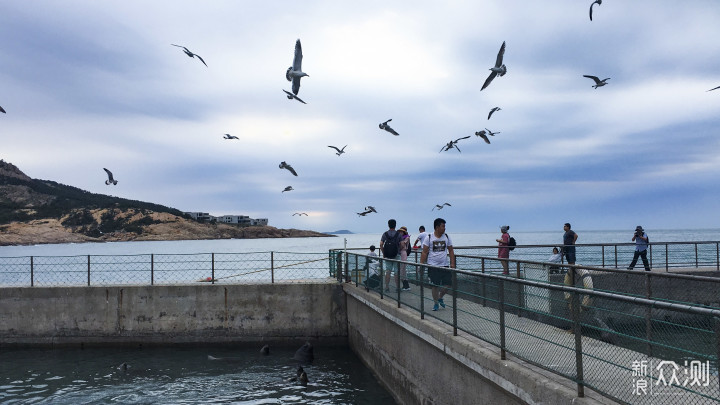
[2,229,720,257]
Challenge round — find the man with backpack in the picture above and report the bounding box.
[380,219,401,292]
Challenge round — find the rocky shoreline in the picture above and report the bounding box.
[0,214,333,246]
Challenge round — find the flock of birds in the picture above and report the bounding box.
[2,4,719,223]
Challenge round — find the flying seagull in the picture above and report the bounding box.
[440,136,471,153]
[171,44,207,67]
[481,41,507,91]
[589,0,602,21]
[707,85,720,92]
[0,105,5,114]
[583,75,610,89]
[282,89,307,104]
[364,206,377,213]
[328,145,347,156]
[379,119,399,136]
[432,203,452,211]
[279,161,298,176]
[292,212,308,216]
[485,128,500,136]
[103,168,118,185]
[357,210,372,217]
[488,107,501,120]
[286,39,309,95]
[223,134,238,140]
[475,130,491,144]
[282,186,294,192]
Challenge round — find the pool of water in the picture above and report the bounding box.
[0,345,396,404]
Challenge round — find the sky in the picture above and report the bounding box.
[1,1,720,234]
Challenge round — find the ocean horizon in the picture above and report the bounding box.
[2,228,720,258]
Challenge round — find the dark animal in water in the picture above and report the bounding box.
[260,345,270,355]
[293,341,314,363]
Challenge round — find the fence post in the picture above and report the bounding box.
[649,243,653,269]
[481,258,486,307]
[30,256,34,287]
[696,243,699,268]
[271,252,274,284]
[614,245,618,268]
[452,271,458,336]
[714,317,720,392]
[666,244,669,272]
[601,245,605,268]
[420,266,425,319]
[151,254,154,285]
[645,273,653,357]
[516,261,523,318]
[211,253,215,284]
[499,276,506,360]
[87,255,91,286]
[717,242,719,272]
[354,254,359,286]
[379,258,385,299]
[571,274,585,398]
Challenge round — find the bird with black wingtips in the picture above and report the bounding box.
[282,89,307,104]
[583,75,610,89]
[589,0,602,21]
[103,168,118,185]
[708,85,720,92]
[171,44,207,67]
[488,107,501,120]
[432,203,452,211]
[481,41,507,91]
[282,186,294,192]
[357,210,372,216]
[0,105,5,114]
[364,206,377,213]
[379,119,399,136]
[286,39,309,95]
[328,145,347,156]
[485,128,500,136]
[223,134,238,140]
[475,130,491,144]
[279,161,298,176]
[439,136,471,153]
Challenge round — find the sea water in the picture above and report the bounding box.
[0,345,396,404]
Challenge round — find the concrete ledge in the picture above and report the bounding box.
[344,285,614,405]
[0,283,348,346]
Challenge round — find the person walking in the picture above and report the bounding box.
[380,219,401,292]
[562,223,578,265]
[420,218,456,311]
[496,225,511,275]
[627,226,650,271]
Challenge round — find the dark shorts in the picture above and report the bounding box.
[428,266,451,287]
[564,251,576,264]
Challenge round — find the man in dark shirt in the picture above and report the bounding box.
[563,223,578,265]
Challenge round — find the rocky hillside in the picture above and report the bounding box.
[0,160,331,246]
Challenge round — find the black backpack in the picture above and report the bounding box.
[508,236,517,251]
[406,238,412,255]
[382,231,400,258]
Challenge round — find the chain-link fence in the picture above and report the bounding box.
[345,252,720,404]
[0,252,335,286]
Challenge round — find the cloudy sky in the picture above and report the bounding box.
[1,1,719,233]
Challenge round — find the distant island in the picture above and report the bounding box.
[0,160,332,246]
[324,230,354,235]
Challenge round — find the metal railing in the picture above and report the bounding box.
[451,241,720,271]
[0,252,336,286]
[344,252,720,404]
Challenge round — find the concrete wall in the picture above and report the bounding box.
[0,282,347,346]
[344,285,610,405]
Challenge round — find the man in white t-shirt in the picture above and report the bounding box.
[413,225,428,248]
[420,218,456,311]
